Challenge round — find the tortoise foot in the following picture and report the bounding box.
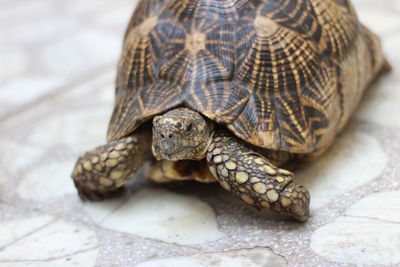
[270,181,310,222]
[71,134,151,201]
[73,180,125,201]
[206,130,310,222]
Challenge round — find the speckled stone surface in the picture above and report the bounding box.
[0,0,399,266]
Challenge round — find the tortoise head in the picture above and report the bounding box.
[152,108,214,161]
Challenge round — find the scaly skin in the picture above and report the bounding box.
[206,131,310,222]
[71,128,152,200]
[151,108,310,222]
[72,107,310,221]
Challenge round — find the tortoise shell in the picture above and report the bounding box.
[108,0,386,154]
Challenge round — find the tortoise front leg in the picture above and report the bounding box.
[206,131,310,222]
[71,129,152,200]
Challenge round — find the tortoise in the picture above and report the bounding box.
[71,0,390,222]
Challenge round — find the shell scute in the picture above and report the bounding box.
[108,0,386,154]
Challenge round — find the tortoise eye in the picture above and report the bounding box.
[186,122,193,132]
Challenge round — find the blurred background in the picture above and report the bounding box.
[0,0,399,266]
[0,0,138,119]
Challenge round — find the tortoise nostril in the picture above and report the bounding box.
[159,133,173,139]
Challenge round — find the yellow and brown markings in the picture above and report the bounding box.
[229,0,361,152]
[335,31,384,132]
[254,16,279,38]
[234,28,327,150]
[206,131,310,222]
[108,82,184,141]
[110,11,160,140]
[72,130,152,200]
[309,0,359,59]
[120,13,162,87]
[109,0,387,155]
[111,0,251,140]
[255,0,323,44]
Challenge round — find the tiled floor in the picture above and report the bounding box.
[0,0,399,266]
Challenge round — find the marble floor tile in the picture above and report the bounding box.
[345,191,400,222]
[355,73,400,128]
[0,0,399,266]
[0,0,132,120]
[0,214,98,266]
[16,161,77,201]
[296,130,388,211]
[84,188,225,245]
[311,191,400,265]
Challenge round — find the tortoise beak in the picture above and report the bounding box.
[160,141,175,154]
